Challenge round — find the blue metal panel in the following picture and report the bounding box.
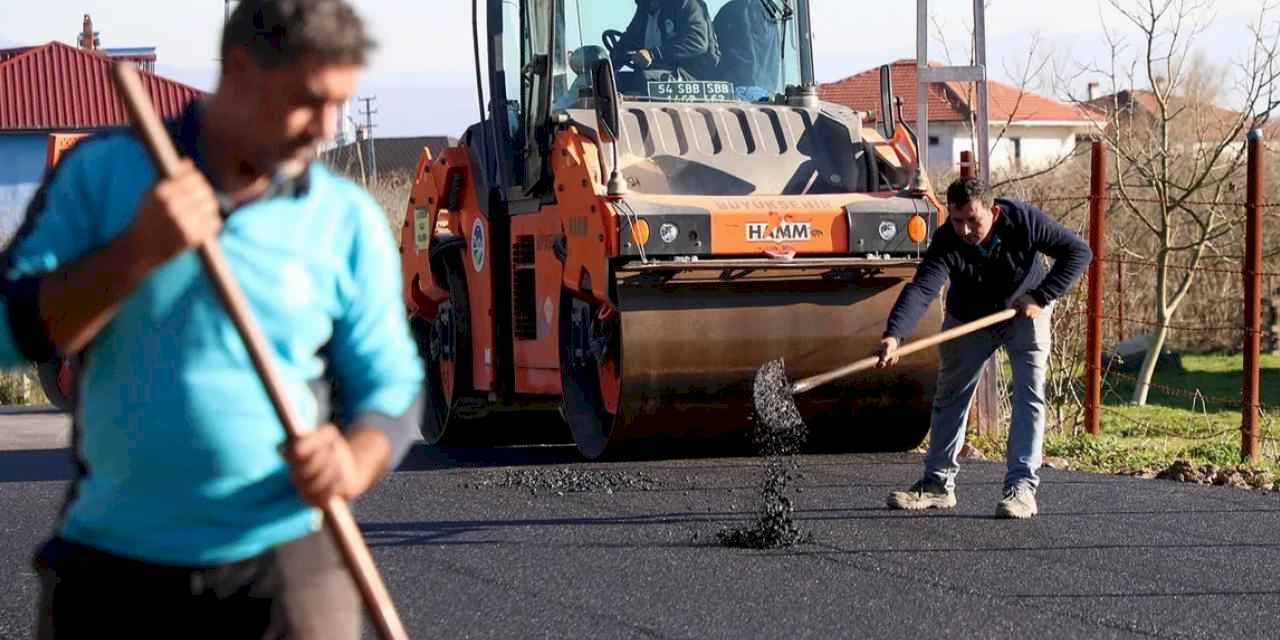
[0,134,49,239]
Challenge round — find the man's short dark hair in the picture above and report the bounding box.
[946,176,993,209]
[221,0,375,69]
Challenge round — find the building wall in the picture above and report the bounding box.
[0,133,48,240]
[925,122,960,174]
[947,123,1086,173]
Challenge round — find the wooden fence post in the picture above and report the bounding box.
[957,151,1002,439]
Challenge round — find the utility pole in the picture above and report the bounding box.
[358,96,378,184]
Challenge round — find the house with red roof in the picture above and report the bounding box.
[819,59,1098,175]
[0,16,204,237]
[1085,88,1263,149]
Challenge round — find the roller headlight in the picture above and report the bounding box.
[878,220,898,241]
[659,223,679,244]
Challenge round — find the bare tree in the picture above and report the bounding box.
[929,13,1086,188]
[1062,0,1280,405]
[926,12,1095,442]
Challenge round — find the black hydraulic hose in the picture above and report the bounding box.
[473,0,500,183]
[895,96,918,149]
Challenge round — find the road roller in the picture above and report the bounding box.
[400,0,946,458]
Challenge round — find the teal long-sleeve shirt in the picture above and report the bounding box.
[4,118,424,566]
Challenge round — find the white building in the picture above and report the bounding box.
[820,59,1097,175]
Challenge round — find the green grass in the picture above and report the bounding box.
[974,353,1280,475]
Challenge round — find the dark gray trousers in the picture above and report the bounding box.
[34,531,361,639]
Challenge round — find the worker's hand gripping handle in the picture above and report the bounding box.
[790,309,1018,395]
[111,62,410,640]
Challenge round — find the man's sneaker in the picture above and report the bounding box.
[995,485,1038,519]
[886,479,956,510]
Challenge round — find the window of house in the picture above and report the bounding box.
[1011,137,1023,165]
[928,136,940,147]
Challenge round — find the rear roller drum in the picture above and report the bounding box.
[416,253,490,446]
[558,290,621,459]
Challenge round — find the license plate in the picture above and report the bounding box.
[646,80,735,103]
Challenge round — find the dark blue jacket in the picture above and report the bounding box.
[713,0,781,91]
[618,0,721,80]
[884,198,1093,339]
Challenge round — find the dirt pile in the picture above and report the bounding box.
[1124,459,1279,491]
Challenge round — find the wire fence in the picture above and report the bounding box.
[971,140,1277,467]
[1031,195,1280,209]
[1104,256,1280,279]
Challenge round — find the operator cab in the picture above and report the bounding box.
[554,0,807,110]
[481,0,908,198]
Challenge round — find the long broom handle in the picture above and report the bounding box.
[790,308,1018,395]
[111,63,409,640]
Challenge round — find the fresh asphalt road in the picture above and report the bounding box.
[2,408,1279,639]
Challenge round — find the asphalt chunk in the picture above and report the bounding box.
[749,359,806,456]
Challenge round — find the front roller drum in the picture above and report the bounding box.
[560,266,944,458]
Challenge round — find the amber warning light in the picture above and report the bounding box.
[907,215,927,243]
[631,218,651,245]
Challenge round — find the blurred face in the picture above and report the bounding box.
[221,50,359,173]
[948,199,997,246]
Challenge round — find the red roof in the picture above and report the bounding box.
[1263,119,1280,141]
[820,60,966,124]
[0,41,204,131]
[820,59,1092,125]
[0,47,35,64]
[1086,90,1248,140]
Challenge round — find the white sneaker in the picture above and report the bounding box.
[887,479,957,510]
[995,485,1038,519]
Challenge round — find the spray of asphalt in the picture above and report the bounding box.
[716,359,813,549]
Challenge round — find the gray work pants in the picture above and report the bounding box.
[923,306,1053,492]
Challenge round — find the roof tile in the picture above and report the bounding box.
[0,41,204,131]
[819,59,1091,125]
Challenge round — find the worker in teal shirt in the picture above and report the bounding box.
[7,1,424,637]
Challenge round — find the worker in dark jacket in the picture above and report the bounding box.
[875,177,1092,519]
[713,0,782,95]
[618,0,720,81]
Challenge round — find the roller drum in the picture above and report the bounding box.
[571,264,944,456]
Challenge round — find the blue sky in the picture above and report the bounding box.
[2,1,1272,138]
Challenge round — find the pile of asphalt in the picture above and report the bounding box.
[464,467,661,496]
[717,359,812,549]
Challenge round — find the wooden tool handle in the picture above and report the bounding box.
[790,308,1018,395]
[112,62,410,640]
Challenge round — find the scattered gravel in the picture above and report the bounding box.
[463,467,661,496]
